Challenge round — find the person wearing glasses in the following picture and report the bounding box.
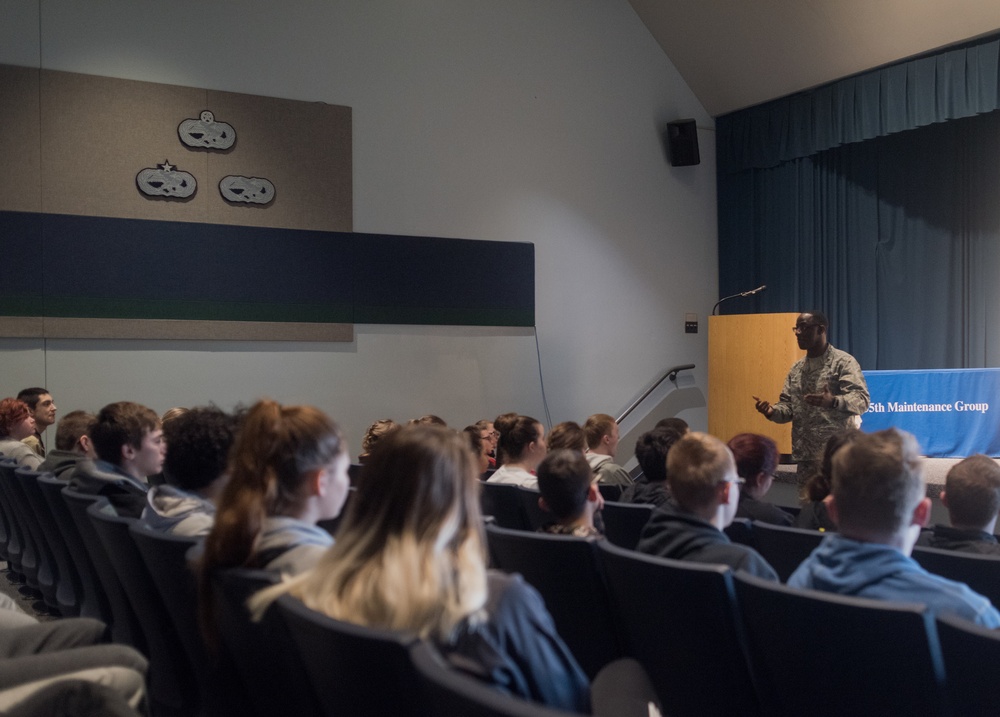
[728,432,793,527]
[754,310,870,481]
[636,432,778,581]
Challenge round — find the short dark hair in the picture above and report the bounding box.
[802,310,829,329]
[89,402,160,466]
[536,449,593,520]
[55,411,96,451]
[16,388,48,411]
[654,417,689,434]
[163,406,240,491]
[634,427,682,484]
[944,455,1000,529]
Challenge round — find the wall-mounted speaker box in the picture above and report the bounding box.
[665,119,700,167]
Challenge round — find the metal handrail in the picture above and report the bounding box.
[616,363,695,424]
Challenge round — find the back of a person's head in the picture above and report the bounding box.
[54,410,96,452]
[583,413,616,449]
[494,413,540,462]
[408,414,447,427]
[634,427,682,484]
[944,454,1000,530]
[203,399,343,572]
[15,387,47,411]
[536,449,592,521]
[0,398,31,437]
[548,421,586,453]
[727,433,778,485]
[89,402,159,466]
[832,428,924,536]
[802,429,860,502]
[361,418,397,455]
[163,406,240,492]
[667,432,734,512]
[655,417,689,435]
[280,424,487,639]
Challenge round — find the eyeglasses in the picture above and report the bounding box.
[792,324,820,334]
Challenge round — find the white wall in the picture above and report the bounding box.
[1,0,716,454]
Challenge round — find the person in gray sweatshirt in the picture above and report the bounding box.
[140,406,240,537]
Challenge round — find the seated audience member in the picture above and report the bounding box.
[795,429,859,532]
[536,449,604,539]
[146,407,189,487]
[486,414,547,488]
[358,418,397,463]
[200,399,349,578]
[37,411,96,480]
[491,411,518,466]
[463,425,491,476]
[916,454,1000,555]
[655,417,689,435]
[727,433,793,526]
[68,402,163,518]
[250,424,592,712]
[584,414,633,486]
[16,388,57,458]
[0,399,43,470]
[0,601,147,711]
[140,406,240,537]
[547,421,587,453]
[620,427,681,507]
[474,419,498,468]
[789,428,1000,628]
[636,432,778,580]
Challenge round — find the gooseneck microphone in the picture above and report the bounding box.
[712,284,767,315]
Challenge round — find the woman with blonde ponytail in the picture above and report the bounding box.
[250,424,590,712]
[200,399,350,580]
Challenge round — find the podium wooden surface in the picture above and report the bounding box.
[708,313,801,455]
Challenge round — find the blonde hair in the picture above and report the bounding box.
[250,424,488,640]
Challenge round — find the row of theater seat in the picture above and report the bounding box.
[0,458,580,717]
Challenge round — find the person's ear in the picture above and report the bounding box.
[306,468,325,497]
[912,496,932,528]
[939,491,949,509]
[587,483,600,503]
[718,481,732,505]
[121,443,136,462]
[827,495,839,526]
[77,435,92,453]
[538,496,551,513]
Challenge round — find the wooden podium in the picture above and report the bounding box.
[708,313,801,455]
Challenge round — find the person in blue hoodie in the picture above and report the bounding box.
[788,428,1000,628]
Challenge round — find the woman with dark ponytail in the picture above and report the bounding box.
[486,414,547,488]
[200,399,350,579]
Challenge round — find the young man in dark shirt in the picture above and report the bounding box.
[917,454,1000,555]
[536,449,604,539]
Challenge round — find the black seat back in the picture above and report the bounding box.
[17,467,78,615]
[596,540,758,716]
[750,521,825,581]
[911,545,1000,607]
[480,482,530,530]
[600,501,653,550]
[936,613,1000,716]
[485,524,621,678]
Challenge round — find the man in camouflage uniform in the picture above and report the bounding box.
[754,311,870,480]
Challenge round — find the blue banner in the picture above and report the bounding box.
[862,369,1000,457]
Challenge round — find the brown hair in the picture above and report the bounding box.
[944,454,1000,529]
[548,421,587,452]
[583,414,617,450]
[54,410,97,452]
[667,432,735,513]
[89,402,160,466]
[727,433,778,490]
[494,414,541,463]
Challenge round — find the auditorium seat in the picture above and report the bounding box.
[480,482,529,531]
[7,464,57,608]
[911,545,1000,608]
[212,568,321,717]
[515,486,550,531]
[936,613,1000,716]
[87,500,197,717]
[410,641,571,717]
[485,524,621,678]
[17,467,78,615]
[62,485,146,649]
[597,484,623,502]
[37,474,109,622]
[734,572,946,717]
[749,521,825,582]
[0,459,36,586]
[600,501,653,550]
[596,540,758,716]
[723,517,755,548]
[277,593,424,717]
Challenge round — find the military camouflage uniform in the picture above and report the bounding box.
[767,344,870,478]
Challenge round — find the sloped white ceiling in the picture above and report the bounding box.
[629,0,1000,116]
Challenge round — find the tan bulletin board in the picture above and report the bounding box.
[0,64,351,233]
